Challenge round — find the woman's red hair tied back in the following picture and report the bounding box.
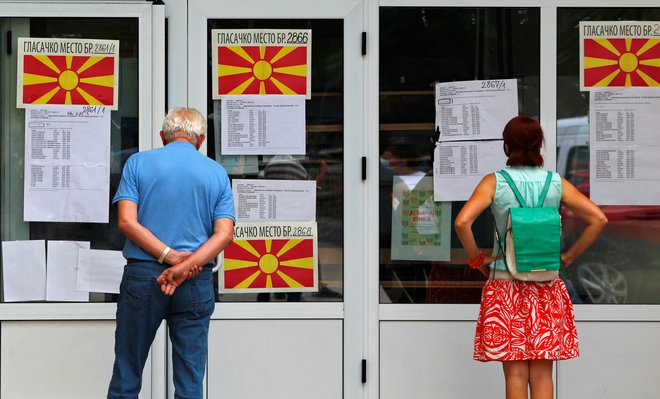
[502,115,544,167]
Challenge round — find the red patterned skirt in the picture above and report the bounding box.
[474,278,579,362]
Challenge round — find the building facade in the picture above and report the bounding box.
[1,0,659,398]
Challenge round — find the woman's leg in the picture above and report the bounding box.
[529,360,554,399]
[503,360,530,399]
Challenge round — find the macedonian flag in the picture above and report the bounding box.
[21,54,116,107]
[216,45,309,97]
[583,38,660,88]
[222,236,317,293]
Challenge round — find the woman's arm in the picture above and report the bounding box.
[454,174,498,276]
[560,177,608,267]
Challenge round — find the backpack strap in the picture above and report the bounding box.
[499,169,554,208]
[538,171,553,207]
[498,169,528,208]
[492,226,506,279]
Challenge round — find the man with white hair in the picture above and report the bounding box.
[108,107,235,399]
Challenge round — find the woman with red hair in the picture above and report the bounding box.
[454,115,607,399]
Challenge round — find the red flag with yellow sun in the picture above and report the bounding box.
[219,222,318,293]
[580,22,660,90]
[17,38,119,109]
[212,29,312,99]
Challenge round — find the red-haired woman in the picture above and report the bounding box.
[454,115,607,399]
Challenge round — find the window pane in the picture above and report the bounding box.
[0,17,139,303]
[557,8,660,304]
[379,7,540,304]
[206,19,344,302]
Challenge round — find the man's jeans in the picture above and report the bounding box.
[108,261,215,399]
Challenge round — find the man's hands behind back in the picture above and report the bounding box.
[156,262,202,296]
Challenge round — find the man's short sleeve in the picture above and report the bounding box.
[113,155,140,204]
[213,172,236,222]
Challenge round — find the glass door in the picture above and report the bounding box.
[0,2,163,398]
[183,0,364,398]
[371,3,542,398]
[369,2,660,398]
[1,2,161,286]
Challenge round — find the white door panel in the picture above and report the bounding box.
[0,321,152,399]
[183,1,365,397]
[208,319,342,399]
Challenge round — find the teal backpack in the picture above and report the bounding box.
[494,169,561,281]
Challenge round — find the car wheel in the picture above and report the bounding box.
[575,262,628,304]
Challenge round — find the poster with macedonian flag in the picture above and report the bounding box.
[17,37,119,110]
[212,29,311,99]
[219,222,318,293]
[580,21,660,91]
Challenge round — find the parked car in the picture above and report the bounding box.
[557,117,660,304]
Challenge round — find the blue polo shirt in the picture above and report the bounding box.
[113,141,235,261]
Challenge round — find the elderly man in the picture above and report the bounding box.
[108,107,235,399]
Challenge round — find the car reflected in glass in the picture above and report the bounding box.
[558,117,660,304]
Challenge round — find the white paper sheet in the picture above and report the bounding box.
[23,104,111,222]
[46,241,90,302]
[76,249,125,294]
[433,140,508,201]
[232,179,316,221]
[589,88,660,204]
[220,95,306,155]
[435,79,518,141]
[2,240,46,302]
